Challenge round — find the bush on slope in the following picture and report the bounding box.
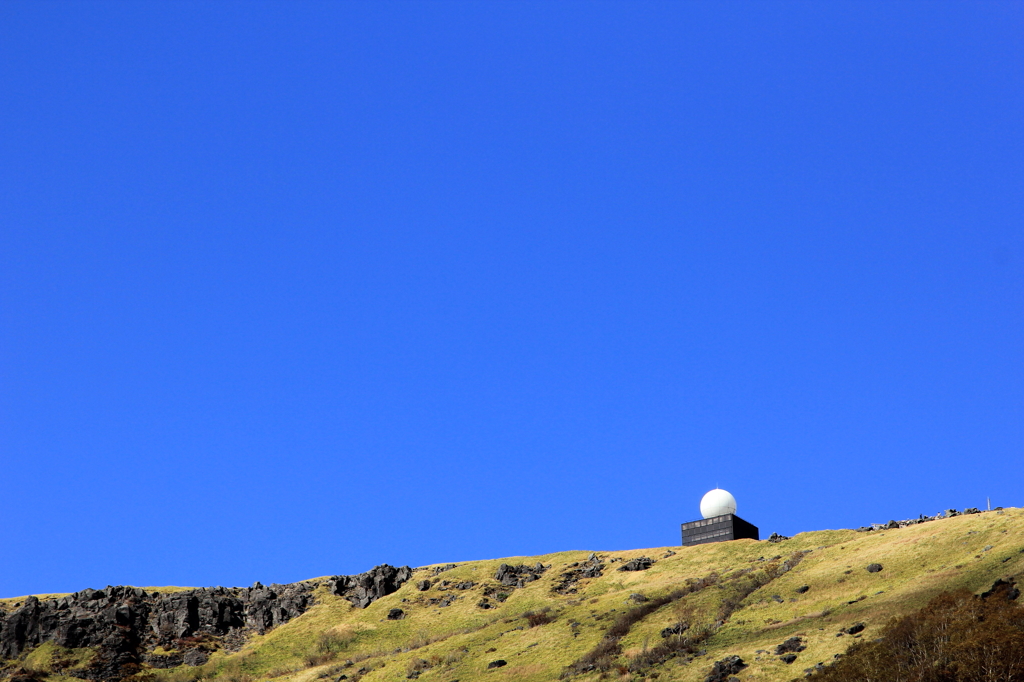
[803,579,1024,682]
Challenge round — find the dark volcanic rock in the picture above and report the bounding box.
[329,564,414,609]
[386,609,405,620]
[795,585,810,594]
[0,564,412,681]
[780,653,798,664]
[494,563,547,588]
[767,533,790,543]
[427,594,458,608]
[866,563,884,573]
[553,555,604,594]
[845,623,866,635]
[660,622,689,638]
[704,655,746,682]
[981,578,1020,601]
[486,659,507,669]
[181,649,209,667]
[775,637,805,654]
[617,557,653,572]
[141,652,183,669]
[416,580,431,591]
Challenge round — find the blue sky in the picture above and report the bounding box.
[1,1,1021,598]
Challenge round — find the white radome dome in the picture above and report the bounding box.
[700,488,737,519]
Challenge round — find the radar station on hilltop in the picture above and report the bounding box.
[681,488,760,546]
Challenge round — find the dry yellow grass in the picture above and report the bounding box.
[16,508,1024,682]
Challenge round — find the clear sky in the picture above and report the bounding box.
[1,1,1021,598]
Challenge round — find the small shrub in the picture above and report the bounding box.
[404,635,429,651]
[219,672,253,682]
[442,649,466,666]
[318,626,355,653]
[304,651,336,667]
[406,658,430,675]
[317,662,351,679]
[525,608,555,627]
[806,584,1024,682]
[266,665,302,678]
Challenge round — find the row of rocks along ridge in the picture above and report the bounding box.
[0,565,412,680]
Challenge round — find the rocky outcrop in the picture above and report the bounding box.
[660,622,689,638]
[704,655,746,682]
[981,578,1020,601]
[494,563,547,588]
[617,557,653,572]
[327,564,413,608]
[0,564,411,680]
[775,636,805,654]
[855,507,1001,532]
[843,622,866,635]
[0,583,314,680]
[553,554,604,594]
[474,562,550,609]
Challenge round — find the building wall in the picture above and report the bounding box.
[681,514,759,546]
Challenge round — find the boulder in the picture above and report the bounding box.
[775,637,805,654]
[553,556,604,594]
[660,622,689,638]
[182,649,209,667]
[616,557,653,572]
[981,578,1020,601]
[486,659,507,669]
[494,563,547,587]
[330,564,414,608]
[866,563,883,573]
[704,655,746,682]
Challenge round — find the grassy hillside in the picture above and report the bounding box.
[11,508,1024,682]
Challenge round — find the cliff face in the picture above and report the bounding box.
[0,564,411,680]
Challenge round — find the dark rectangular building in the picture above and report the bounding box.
[681,514,759,546]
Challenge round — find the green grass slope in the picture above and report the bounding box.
[18,508,1024,682]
